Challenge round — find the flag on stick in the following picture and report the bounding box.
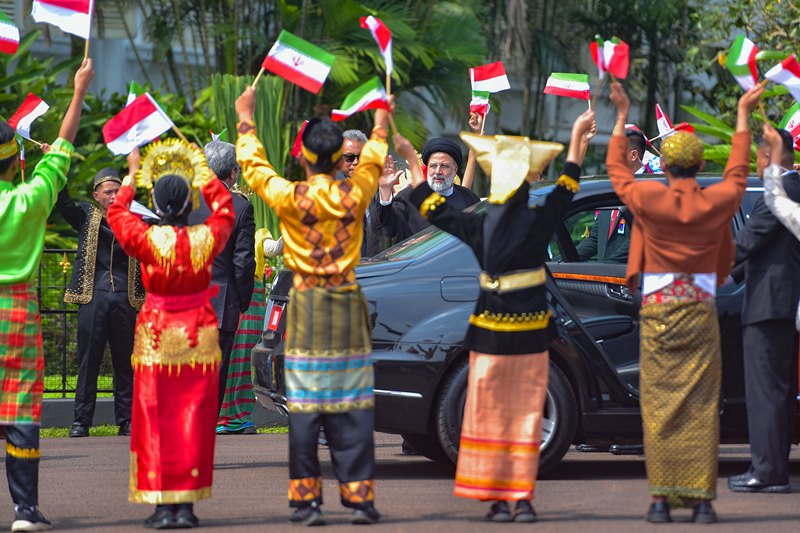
[31,0,93,39]
[655,103,674,138]
[778,102,800,151]
[102,94,173,155]
[765,55,800,103]
[331,77,389,121]
[543,73,590,100]
[470,90,490,116]
[589,36,606,79]
[603,37,630,79]
[469,62,510,93]
[648,122,695,143]
[8,94,49,141]
[261,30,335,94]
[726,35,759,91]
[0,11,20,55]
[360,16,392,75]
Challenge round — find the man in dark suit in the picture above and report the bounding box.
[188,140,256,410]
[728,129,800,493]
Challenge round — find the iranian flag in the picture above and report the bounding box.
[102,94,173,155]
[125,80,145,106]
[765,55,800,102]
[778,102,800,151]
[470,90,490,116]
[655,103,674,138]
[726,35,759,91]
[8,94,49,140]
[603,37,630,79]
[31,0,94,40]
[360,16,392,75]
[0,11,20,55]
[331,77,389,121]
[261,30,335,94]
[543,73,590,100]
[589,37,606,79]
[470,61,510,93]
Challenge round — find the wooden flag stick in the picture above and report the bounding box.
[27,138,43,148]
[387,114,398,136]
[480,108,487,135]
[84,38,90,60]
[251,67,265,88]
[172,125,189,143]
[590,76,605,110]
[386,71,391,96]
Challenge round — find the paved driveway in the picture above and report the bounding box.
[3,433,798,532]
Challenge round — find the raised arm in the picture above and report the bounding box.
[715,84,764,203]
[107,174,152,261]
[55,185,85,231]
[348,99,391,202]
[606,82,639,210]
[59,59,94,144]
[461,112,484,190]
[762,122,800,239]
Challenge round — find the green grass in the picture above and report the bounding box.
[40,425,288,438]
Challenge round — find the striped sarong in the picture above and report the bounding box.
[217,281,266,433]
[0,283,44,425]
[454,351,548,501]
[640,300,720,508]
[284,285,373,413]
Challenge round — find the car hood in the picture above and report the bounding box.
[355,259,412,279]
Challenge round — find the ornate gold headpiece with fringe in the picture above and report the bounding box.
[460,132,564,204]
[136,139,210,208]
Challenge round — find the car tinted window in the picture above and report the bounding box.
[741,187,762,219]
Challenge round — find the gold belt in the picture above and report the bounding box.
[479,268,546,294]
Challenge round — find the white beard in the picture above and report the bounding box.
[428,175,455,192]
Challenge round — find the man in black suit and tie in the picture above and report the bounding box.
[188,140,256,409]
[728,129,800,494]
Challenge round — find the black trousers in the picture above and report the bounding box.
[73,290,135,426]
[217,329,236,411]
[3,425,40,506]
[288,409,375,508]
[742,319,799,483]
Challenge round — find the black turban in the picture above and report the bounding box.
[152,174,191,224]
[421,138,463,169]
[93,167,121,189]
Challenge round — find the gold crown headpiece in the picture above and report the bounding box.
[0,137,19,160]
[136,139,210,208]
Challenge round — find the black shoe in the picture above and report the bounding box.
[11,505,52,532]
[289,503,324,526]
[727,474,791,493]
[486,500,512,522]
[144,506,176,529]
[118,421,131,437]
[692,501,717,524]
[174,504,199,528]
[513,500,537,523]
[351,504,381,525]
[609,444,644,455]
[645,501,671,523]
[727,469,752,483]
[400,439,419,456]
[68,423,89,438]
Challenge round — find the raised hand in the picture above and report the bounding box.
[236,87,256,123]
[468,112,484,134]
[373,95,394,138]
[74,58,94,95]
[609,82,630,119]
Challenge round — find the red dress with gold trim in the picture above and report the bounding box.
[107,178,234,504]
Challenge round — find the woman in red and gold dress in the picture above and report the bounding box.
[107,141,234,529]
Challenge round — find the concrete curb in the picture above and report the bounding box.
[42,398,287,428]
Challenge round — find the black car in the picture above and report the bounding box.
[252,176,800,474]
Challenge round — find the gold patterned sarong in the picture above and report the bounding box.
[640,300,720,507]
[454,351,548,501]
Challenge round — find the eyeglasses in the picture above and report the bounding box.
[343,153,360,163]
[428,162,454,172]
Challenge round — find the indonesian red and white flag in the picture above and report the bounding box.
[262,30,335,94]
[778,102,800,151]
[31,0,93,40]
[102,94,173,155]
[589,37,606,79]
[655,103,674,138]
[765,55,800,103]
[470,90,490,116]
[331,77,389,121]
[603,37,630,79]
[0,11,20,55]
[470,61,510,93]
[8,94,49,141]
[543,73,590,100]
[726,35,759,91]
[360,16,392,75]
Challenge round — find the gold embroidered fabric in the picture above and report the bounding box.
[146,226,177,273]
[419,192,446,219]
[132,324,220,369]
[5,443,40,459]
[556,175,580,193]
[128,258,145,309]
[469,310,552,332]
[661,132,704,169]
[64,206,102,304]
[186,226,215,273]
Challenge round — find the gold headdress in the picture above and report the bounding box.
[460,132,564,204]
[0,137,19,160]
[136,138,210,207]
[661,131,704,169]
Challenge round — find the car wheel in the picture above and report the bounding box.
[400,433,451,463]
[434,358,578,474]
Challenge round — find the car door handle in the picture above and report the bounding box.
[607,284,635,302]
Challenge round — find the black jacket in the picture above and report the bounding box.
[188,186,256,331]
[575,208,633,264]
[731,171,800,325]
[56,187,145,309]
[408,164,580,354]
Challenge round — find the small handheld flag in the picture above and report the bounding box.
[470,62,510,93]
[0,11,20,55]
[543,73,590,100]
[778,102,800,151]
[765,55,800,103]
[261,30,335,94]
[126,80,146,106]
[331,77,389,122]
[102,94,174,155]
[31,0,93,40]
[726,35,759,91]
[589,36,606,79]
[655,104,674,138]
[603,37,630,79]
[470,90,490,116]
[8,94,49,141]
[360,16,392,75]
